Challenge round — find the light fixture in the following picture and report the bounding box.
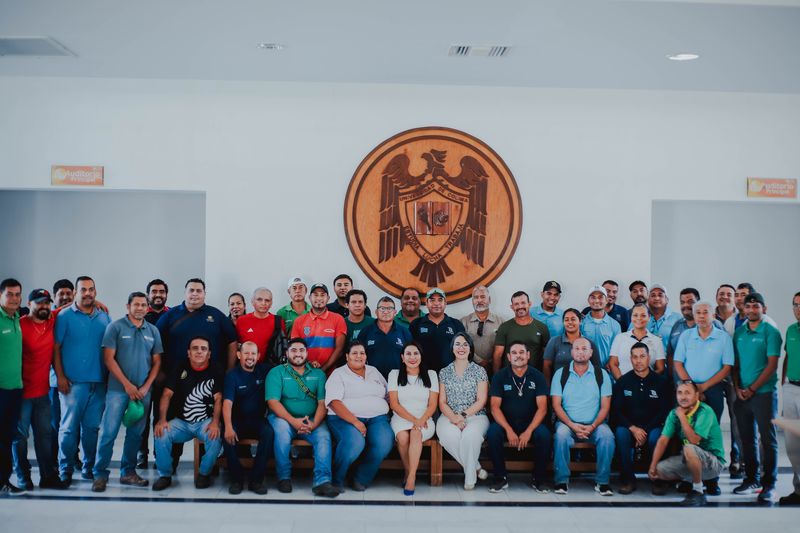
[257,43,285,51]
[667,53,700,61]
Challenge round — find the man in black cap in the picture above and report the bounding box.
[409,288,465,372]
[290,283,347,372]
[531,281,565,339]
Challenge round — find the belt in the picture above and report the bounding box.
[789,380,800,387]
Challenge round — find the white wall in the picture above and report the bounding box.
[1,76,799,318]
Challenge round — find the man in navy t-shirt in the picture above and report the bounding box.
[222,341,273,495]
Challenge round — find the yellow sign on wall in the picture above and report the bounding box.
[51,165,104,186]
[747,177,796,199]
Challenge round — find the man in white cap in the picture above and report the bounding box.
[580,285,621,369]
[276,276,311,336]
[647,284,681,351]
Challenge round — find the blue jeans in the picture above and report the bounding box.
[154,417,221,477]
[268,414,332,487]
[93,390,150,479]
[0,388,23,485]
[327,414,394,487]
[223,418,274,484]
[614,426,661,482]
[734,391,779,488]
[486,421,552,483]
[13,394,57,483]
[554,421,615,484]
[58,382,106,477]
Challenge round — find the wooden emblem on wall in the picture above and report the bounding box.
[344,127,523,303]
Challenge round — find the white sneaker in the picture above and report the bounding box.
[477,468,489,481]
[464,483,476,490]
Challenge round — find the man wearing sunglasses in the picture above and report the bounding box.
[460,285,504,371]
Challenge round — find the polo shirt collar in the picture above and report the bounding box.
[69,301,97,317]
[123,315,147,330]
[286,362,314,376]
[568,360,594,376]
[343,364,369,380]
[0,306,18,320]
[627,329,652,340]
[308,309,330,320]
[534,304,557,316]
[467,312,499,324]
[743,320,766,334]
[180,301,207,313]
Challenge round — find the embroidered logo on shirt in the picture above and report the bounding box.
[503,384,512,391]
[420,327,429,333]
[206,315,215,323]
[304,326,311,336]
[650,390,659,398]
[529,382,536,389]
[368,340,376,346]
[446,327,454,334]
[395,338,403,346]
[624,390,633,397]
[324,328,335,333]
[247,328,254,333]
[122,335,132,339]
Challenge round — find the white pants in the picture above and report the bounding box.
[436,414,489,486]
[783,383,800,494]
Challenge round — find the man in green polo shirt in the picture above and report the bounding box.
[780,290,800,506]
[276,277,311,336]
[732,292,781,502]
[265,337,338,498]
[0,278,24,495]
[649,380,725,506]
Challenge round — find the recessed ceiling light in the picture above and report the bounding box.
[667,53,700,61]
[257,43,284,51]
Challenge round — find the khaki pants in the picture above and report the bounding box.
[656,444,723,481]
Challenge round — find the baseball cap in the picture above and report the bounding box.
[542,281,562,293]
[743,292,766,306]
[426,288,446,299]
[122,400,145,428]
[650,283,669,299]
[309,283,329,295]
[28,288,52,303]
[588,285,608,297]
[287,276,307,289]
[629,280,647,291]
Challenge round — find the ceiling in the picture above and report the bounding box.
[2,0,800,93]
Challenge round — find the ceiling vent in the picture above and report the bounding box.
[448,44,510,58]
[0,36,75,57]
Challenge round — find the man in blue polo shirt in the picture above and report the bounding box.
[357,296,411,379]
[580,285,621,369]
[223,341,273,495]
[647,284,681,351]
[531,281,565,339]
[551,337,615,495]
[92,292,162,492]
[486,341,551,493]
[53,276,111,484]
[409,288,465,372]
[732,292,782,502]
[582,280,630,332]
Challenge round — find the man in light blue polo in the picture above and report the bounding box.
[530,281,565,339]
[551,337,615,495]
[91,292,162,492]
[647,284,681,351]
[53,276,111,484]
[580,285,621,369]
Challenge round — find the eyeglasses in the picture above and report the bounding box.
[793,303,800,309]
[377,306,395,313]
[476,321,485,337]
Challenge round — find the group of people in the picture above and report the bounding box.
[1,274,799,507]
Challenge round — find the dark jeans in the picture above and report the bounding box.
[723,378,742,464]
[614,426,661,482]
[703,382,725,421]
[0,388,23,485]
[50,386,81,467]
[223,418,274,484]
[13,394,57,482]
[486,420,552,484]
[734,391,778,488]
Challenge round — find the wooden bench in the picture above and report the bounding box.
[195,437,444,486]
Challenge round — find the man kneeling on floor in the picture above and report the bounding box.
[648,380,726,506]
[153,335,223,491]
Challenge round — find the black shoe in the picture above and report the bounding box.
[681,489,707,507]
[704,480,721,496]
[530,480,550,494]
[729,463,743,480]
[59,475,73,488]
[676,481,692,493]
[228,481,243,495]
[349,479,367,492]
[277,479,293,493]
[553,483,568,495]
[779,492,800,506]
[488,476,508,493]
[758,486,776,503]
[40,476,68,490]
[195,474,212,489]
[312,482,340,498]
[152,477,172,491]
[0,483,26,496]
[594,484,614,496]
[733,480,761,495]
[651,481,669,496]
[80,470,94,480]
[18,478,33,491]
[248,481,268,495]
[136,452,148,470]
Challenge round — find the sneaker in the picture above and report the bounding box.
[18,477,33,491]
[477,468,489,481]
[59,475,73,488]
[704,480,721,496]
[488,477,508,493]
[248,481,268,495]
[733,480,761,495]
[729,463,743,480]
[39,476,68,490]
[277,479,293,493]
[195,474,212,489]
[136,452,148,470]
[152,476,171,491]
[681,489,707,507]
[530,481,550,494]
[81,470,94,480]
[595,484,614,496]
[758,486,776,503]
[91,478,107,493]
[463,483,475,490]
[228,481,243,495]
[312,482,340,498]
[0,483,26,496]
[120,472,148,487]
[554,483,568,495]
[618,480,636,495]
[779,492,800,506]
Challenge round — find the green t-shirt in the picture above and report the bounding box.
[276,302,310,338]
[0,307,22,390]
[733,321,782,393]
[265,363,325,418]
[395,310,425,328]
[494,318,550,367]
[345,316,375,342]
[785,323,800,382]
[662,402,726,464]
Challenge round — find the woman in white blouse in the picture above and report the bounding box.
[436,332,490,490]
[388,340,439,496]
